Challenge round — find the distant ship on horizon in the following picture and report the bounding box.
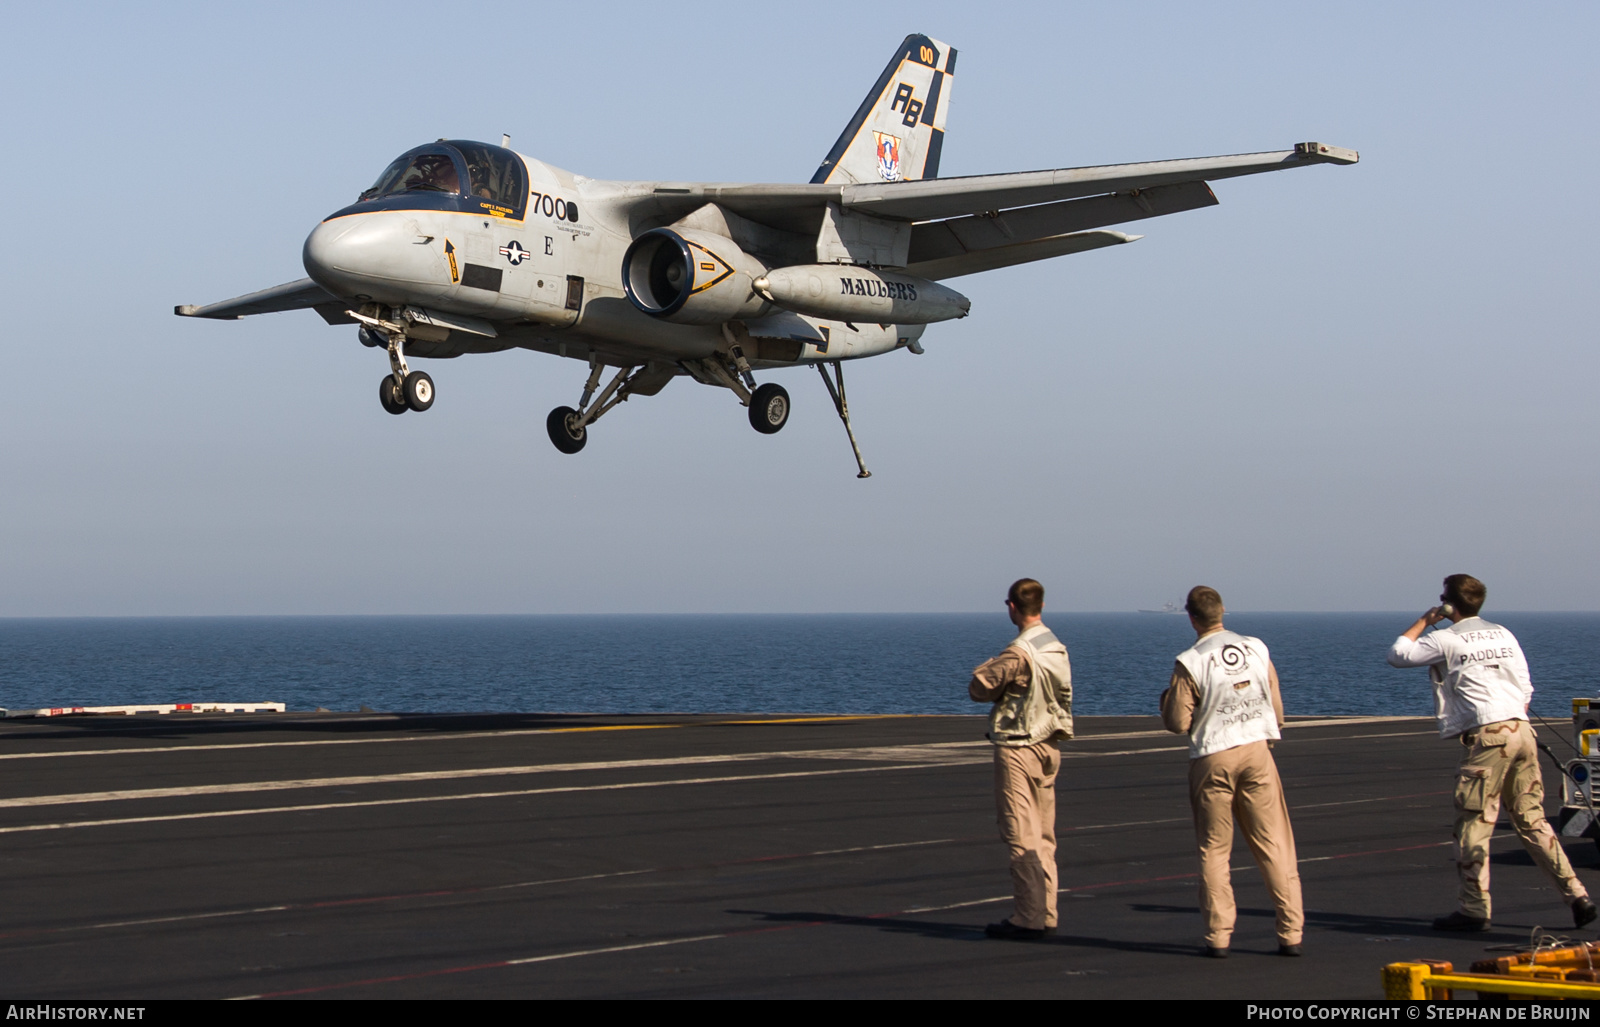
[1138,602,1184,615]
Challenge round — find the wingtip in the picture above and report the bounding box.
[1295,142,1359,165]
[174,304,198,317]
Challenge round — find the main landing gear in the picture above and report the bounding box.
[545,355,652,455]
[542,342,867,479]
[545,347,793,456]
[749,382,790,434]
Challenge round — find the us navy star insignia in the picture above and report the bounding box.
[498,241,530,266]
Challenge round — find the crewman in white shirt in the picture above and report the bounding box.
[1387,573,1594,932]
[1161,586,1305,958]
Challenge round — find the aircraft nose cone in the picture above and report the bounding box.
[302,219,353,278]
[303,214,435,303]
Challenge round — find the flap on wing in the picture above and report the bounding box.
[175,278,340,320]
[842,144,1357,222]
[906,230,1138,281]
[908,181,1215,267]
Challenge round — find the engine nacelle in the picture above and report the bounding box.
[621,228,771,325]
[752,266,969,325]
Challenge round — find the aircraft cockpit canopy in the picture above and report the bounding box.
[331,141,529,222]
[362,150,461,200]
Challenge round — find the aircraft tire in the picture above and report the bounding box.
[404,371,435,412]
[379,376,408,415]
[546,406,587,454]
[748,383,790,435]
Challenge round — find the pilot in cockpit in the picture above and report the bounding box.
[404,154,459,194]
[463,159,494,200]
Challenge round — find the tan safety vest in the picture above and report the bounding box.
[1176,629,1279,759]
[987,624,1074,747]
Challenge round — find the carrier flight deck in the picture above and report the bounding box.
[0,711,1585,999]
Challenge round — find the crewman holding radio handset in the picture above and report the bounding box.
[1386,573,1595,931]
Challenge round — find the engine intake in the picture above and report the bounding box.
[621,228,770,325]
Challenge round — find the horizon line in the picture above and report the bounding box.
[0,610,1597,620]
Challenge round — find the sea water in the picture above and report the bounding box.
[0,613,1594,723]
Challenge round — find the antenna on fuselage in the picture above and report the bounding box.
[501,133,511,148]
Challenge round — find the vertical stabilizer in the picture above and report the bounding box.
[810,34,956,186]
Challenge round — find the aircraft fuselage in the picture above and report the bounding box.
[302,148,915,368]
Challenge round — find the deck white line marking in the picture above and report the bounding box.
[89,905,294,930]
[0,729,1451,812]
[0,838,962,942]
[231,828,1466,1000]
[902,894,1012,913]
[1060,790,1454,835]
[0,715,1429,763]
[0,763,967,835]
[0,728,650,761]
[0,716,910,762]
[1071,718,1425,744]
[228,934,733,1000]
[0,743,990,810]
[1283,717,1427,729]
[1295,790,1449,811]
[1231,835,1529,873]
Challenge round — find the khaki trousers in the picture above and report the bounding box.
[1454,719,1587,919]
[1189,740,1305,948]
[994,741,1060,930]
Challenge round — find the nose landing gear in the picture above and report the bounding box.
[403,370,434,411]
[379,376,407,415]
[349,310,439,415]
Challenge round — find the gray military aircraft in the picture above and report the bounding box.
[177,34,1355,477]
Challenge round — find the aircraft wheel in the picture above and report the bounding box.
[748,383,790,434]
[379,376,407,415]
[404,370,435,411]
[546,406,587,454]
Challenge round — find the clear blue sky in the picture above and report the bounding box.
[0,2,1594,614]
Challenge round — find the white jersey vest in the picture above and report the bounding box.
[1175,629,1280,760]
[987,624,1074,747]
[1386,617,1532,738]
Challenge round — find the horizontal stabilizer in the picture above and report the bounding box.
[175,278,341,320]
[907,230,1138,280]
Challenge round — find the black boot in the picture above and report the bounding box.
[984,919,1047,941]
[1432,911,1490,932]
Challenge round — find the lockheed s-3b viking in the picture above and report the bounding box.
[176,34,1356,477]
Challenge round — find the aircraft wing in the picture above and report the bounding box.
[175,277,354,324]
[648,143,1355,268]
[838,143,1358,221]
